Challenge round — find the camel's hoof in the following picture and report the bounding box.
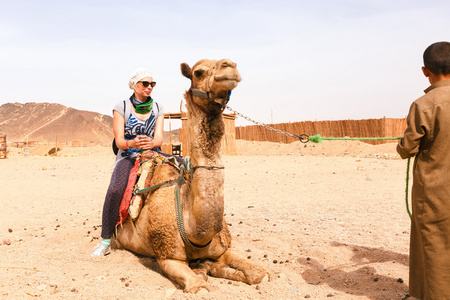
[247,267,272,285]
[184,277,211,294]
[184,284,210,294]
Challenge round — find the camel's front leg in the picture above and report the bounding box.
[221,250,270,284]
[157,258,210,293]
[192,250,270,285]
[190,259,247,282]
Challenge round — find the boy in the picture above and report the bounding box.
[397,41,450,299]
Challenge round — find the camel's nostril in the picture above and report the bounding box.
[221,60,236,69]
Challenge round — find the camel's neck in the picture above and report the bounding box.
[183,95,225,245]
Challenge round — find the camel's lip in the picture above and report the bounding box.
[214,75,241,82]
[216,79,239,90]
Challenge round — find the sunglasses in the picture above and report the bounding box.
[138,81,156,88]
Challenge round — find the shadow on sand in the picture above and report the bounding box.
[137,255,183,289]
[298,242,410,299]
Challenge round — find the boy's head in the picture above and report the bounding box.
[423,41,450,76]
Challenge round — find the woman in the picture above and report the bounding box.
[92,68,165,256]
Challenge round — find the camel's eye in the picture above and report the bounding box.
[194,69,205,78]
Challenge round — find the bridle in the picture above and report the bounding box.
[188,63,232,114]
[182,65,227,248]
[188,89,231,111]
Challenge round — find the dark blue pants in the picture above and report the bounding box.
[101,156,136,239]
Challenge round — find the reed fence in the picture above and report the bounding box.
[235,117,407,145]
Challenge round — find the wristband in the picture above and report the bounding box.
[125,140,129,149]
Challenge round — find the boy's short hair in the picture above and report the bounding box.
[423,41,450,75]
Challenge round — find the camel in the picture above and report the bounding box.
[114,59,269,293]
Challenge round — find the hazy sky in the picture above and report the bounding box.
[1,0,449,128]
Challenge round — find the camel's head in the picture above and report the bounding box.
[181,59,241,113]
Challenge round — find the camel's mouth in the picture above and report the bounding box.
[214,77,240,90]
[214,75,241,82]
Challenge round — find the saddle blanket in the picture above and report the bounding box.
[116,150,181,225]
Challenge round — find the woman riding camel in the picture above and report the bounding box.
[92,68,165,256]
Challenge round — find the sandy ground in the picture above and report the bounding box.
[0,140,412,299]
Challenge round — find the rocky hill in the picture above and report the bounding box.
[0,102,114,144]
[0,102,180,145]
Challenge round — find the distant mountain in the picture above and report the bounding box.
[0,102,179,144]
[0,102,113,143]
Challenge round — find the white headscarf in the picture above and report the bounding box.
[128,68,153,90]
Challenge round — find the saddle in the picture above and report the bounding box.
[116,150,182,225]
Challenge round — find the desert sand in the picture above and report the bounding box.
[0,140,412,299]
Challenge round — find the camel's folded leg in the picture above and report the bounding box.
[192,250,270,285]
[157,258,210,294]
[191,259,247,282]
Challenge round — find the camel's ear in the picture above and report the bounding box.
[180,63,192,79]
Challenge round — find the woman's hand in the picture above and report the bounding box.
[132,135,155,150]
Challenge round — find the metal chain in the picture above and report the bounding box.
[227,105,411,218]
[226,105,309,143]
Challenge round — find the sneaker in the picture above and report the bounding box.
[91,243,111,257]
